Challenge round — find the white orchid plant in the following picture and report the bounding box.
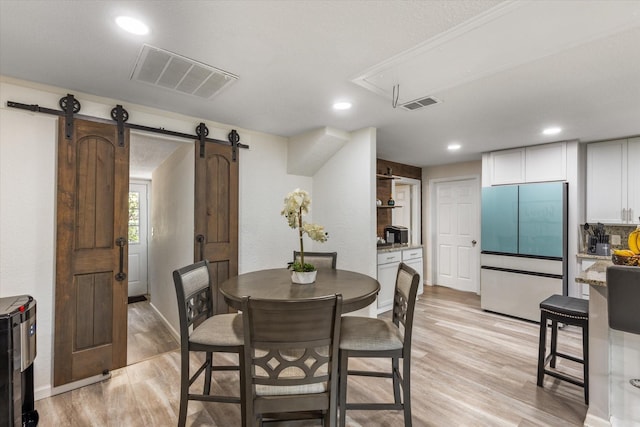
[281,188,328,272]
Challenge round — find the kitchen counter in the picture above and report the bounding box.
[376,244,422,253]
[575,258,612,287]
[577,260,640,426]
[576,253,611,261]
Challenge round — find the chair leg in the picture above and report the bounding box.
[338,350,348,427]
[178,350,189,427]
[537,312,547,387]
[402,356,412,427]
[203,351,213,395]
[550,320,558,369]
[239,349,248,427]
[392,356,401,404]
[583,322,589,405]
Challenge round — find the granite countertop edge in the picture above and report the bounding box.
[576,253,612,261]
[576,257,614,288]
[377,244,423,253]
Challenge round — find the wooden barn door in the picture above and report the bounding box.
[194,142,238,314]
[54,118,129,386]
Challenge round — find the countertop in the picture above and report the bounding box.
[575,258,613,287]
[575,253,611,261]
[377,244,423,253]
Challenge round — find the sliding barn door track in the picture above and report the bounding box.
[7,93,248,160]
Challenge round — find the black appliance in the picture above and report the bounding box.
[384,225,409,245]
[0,295,38,427]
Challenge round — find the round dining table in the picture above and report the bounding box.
[220,268,380,313]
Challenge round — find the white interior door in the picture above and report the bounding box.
[128,181,149,296]
[393,183,411,229]
[435,178,480,293]
[392,177,421,246]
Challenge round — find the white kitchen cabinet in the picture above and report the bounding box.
[486,148,525,185]
[376,250,402,313]
[482,142,567,187]
[402,247,424,295]
[525,142,567,183]
[576,256,598,299]
[586,137,640,224]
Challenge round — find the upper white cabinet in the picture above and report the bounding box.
[488,148,525,185]
[586,137,640,224]
[482,142,567,186]
[525,143,567,183]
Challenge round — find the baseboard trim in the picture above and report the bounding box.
[583,410,611,427]
[148,300,180,341]
[35,372,111,401]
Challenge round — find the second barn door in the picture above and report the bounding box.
[194,141,239,314]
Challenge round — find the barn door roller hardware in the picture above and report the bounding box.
[6,95,249,158]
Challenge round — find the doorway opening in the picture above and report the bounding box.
[391,176,421,246]
[126,132,184,365]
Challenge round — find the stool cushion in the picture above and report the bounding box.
[190,313,244,346]
[339,316,404,351]
[540,294,588,319]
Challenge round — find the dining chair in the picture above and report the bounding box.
[338,262,420,427]
[173,260,245,427]
[293,251,338,270]
[241,294,343,426]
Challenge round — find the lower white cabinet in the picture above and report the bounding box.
[402,247,424,295]
[377,251,402,313]
[377,247,424,313]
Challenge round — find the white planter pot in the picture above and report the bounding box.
[291,270,317,285]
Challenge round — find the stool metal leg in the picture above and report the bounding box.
[537,312,548,387]
[582,321,589,405]
[550,320,559,368]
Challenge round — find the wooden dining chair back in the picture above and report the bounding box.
[338,262,421,427]
[241,294,343,426]
[173,260,245,427]
[293,251,338,270]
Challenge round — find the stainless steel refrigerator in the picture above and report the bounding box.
[480,182,568,321]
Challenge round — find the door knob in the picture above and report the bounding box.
[471,240,477,246]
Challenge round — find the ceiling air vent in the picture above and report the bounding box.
[400,96,441,111]
[131,44,238,99]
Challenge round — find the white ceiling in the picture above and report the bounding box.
[1,0,639,173]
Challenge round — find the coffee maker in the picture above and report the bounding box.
[384,225,409,245]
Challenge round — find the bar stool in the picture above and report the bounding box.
[536,294,589,404]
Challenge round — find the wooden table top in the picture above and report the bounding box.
[220,268,380,313]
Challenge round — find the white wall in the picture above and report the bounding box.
[148,142,195,333]
[0,107,57,400]
[313,128,377,271]
[238,132,312,273]
[0,77,377,398]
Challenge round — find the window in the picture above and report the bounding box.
[128,191,140,244]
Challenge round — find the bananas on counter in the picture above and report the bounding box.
[628,227,640,255]
[614,249,636,257]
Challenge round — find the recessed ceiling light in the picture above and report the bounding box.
[448,143,461,151]
[116,16,149,35]
[542,127,562,135]
[333,102,352,110]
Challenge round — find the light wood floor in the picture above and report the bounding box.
[127,299,179,365]
[36,286,588,426]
